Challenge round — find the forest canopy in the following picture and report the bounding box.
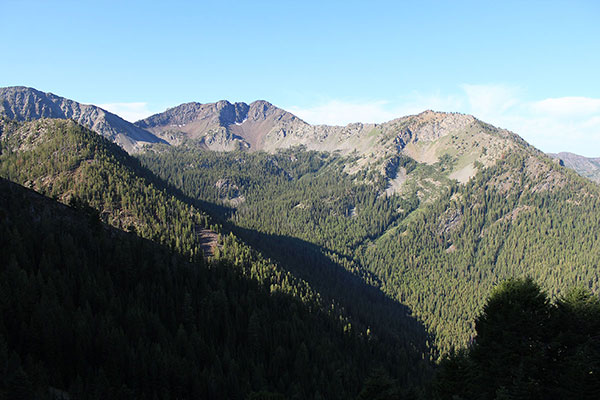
[435,277,600,400]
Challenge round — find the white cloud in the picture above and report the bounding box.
[529,97,600,118]
[288,100,397,125]
[461,84,521,120]
[458,84,600,156]
[287,95,463,126]
[98,102,156,122]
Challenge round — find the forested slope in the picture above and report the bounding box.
[0,117,433,398]
[435,278,600,399]
[0,177,426,399]
[0,117,211,261]
[361,152,600,351]
[138,140,600,354]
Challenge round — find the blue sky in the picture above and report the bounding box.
[2,0,599,155]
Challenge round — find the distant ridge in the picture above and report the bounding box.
[548,151,600,183]
[0,86,165,152]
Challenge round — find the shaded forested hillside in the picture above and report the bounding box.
[0,117,432,399]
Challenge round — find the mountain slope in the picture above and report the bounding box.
[140,104,525,204]
[138,115,600,354]
[359,150,600,351]
[0,116,434,397]
[0,86,164,152]
[0,116,210,259]
[0,87,525,190]
[139,104,519,179]
[5,86,599,357]
[0,177,427,399]
[549,151,600,183]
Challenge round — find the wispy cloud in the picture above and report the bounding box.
[288,100,397,125]
[287,94,462,126]
[287,86,600,157]
[461,84,521,119]
[458,85,600,157]
[98,102,157,122]
[529,97,600,118]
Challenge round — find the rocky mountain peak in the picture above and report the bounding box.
[1,86,531,179]
[247,100,298,123]
[134,98,307,150]
[401,110,476,127]
[1,86,77,121]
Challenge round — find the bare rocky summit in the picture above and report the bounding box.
[0,86,165,152]
[136,99,307,150]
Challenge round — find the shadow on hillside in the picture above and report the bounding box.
[6,176,436,397]
[224,223,436,362]
[128,157,435,374]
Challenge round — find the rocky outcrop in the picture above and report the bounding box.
[136,100,524,187]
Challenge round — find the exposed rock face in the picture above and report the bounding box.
[136,99,308,150]
[0,86,165,152]
[400,110,477,142]
[548,152,600,183]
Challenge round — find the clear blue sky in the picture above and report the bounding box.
[2,0,599,155]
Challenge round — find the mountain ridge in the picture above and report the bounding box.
[137,99,524,190]
[0,86,165,152]
[136,98,308,150]
[0,114,433,398]
[3,86,583,200]
[0,87,527,178]
[2,85,600,396]
[548,151,600,183]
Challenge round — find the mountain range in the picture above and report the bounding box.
[1,86,600,398]
[3,86,597,187]
[3,86,597,182]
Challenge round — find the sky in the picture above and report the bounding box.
[2,0,599,156]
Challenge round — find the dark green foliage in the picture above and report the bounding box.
[356,369,401,400]
[359,152,600,352]
[0,117,210,261]
[0,118,430,398]
[5,112,600,397]
[435,278,600,400]
[0,178,420,399]
[247,390,286,400]
[138,144,600,356]
[138,146,417,261]
[470,278,551,399]
[138,145,434,378]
